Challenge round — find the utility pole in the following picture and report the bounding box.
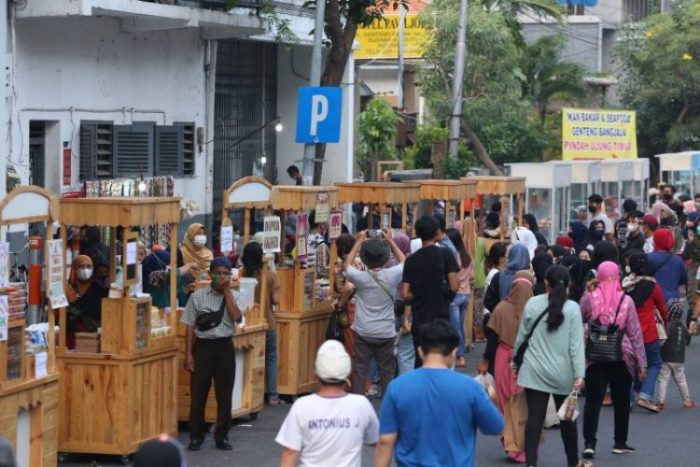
[301,0,326,185]
[448,0,468,158]
[398,6,406,110]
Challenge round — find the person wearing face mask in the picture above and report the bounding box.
[587,194,613,239]
[587,220,606,250]
[179,223,213,274]
[620,211,646,261]
[64,255,109,349]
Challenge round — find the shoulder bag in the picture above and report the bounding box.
[512,309,548,370]
[437,248,457,303]
[585,294,625,362]
[367,271,403,318]
[195,297,227,332]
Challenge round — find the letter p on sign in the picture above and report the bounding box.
[295,87,342,144]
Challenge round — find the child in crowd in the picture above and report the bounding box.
[656,300,696,410]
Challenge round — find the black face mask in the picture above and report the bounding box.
[592,230,605,240]
[588,205,597,214]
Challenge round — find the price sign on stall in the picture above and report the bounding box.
[329,210,343,242]
[315,192,330,223]
[47,240,68,309]
[220,225,234,254]
[0,296,7,341]
[296,212,309,261]
[0,243,9,287]
[262,216,282,254]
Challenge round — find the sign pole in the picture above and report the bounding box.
[448,0,468,158]
[398,7,406,110]
[302,0,327,185]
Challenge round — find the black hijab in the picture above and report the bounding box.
[591,241,618,270]
[532,253,553,295]
[626,251,656,307]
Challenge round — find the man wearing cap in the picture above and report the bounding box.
[587,194,613,238]
[276,340,379,467]
[181,256,242,451]
[343,229,405,397]
[642,214,658,253]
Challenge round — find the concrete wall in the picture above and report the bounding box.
[10,16,209,209]
[521,18,603,73]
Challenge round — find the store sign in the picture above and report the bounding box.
[47,240,68,309]
[0,243,8,287]
[220,226,233,254]
[329,210,343,241]
[355,15,429,59]
[296,212,309,261]
[262,216,282,254]
[63,147,72,186]
[315,192,330,223]
[562,109,637,160]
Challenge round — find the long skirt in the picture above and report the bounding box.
[494,342,527,460]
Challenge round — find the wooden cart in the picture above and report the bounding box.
[0,186,60,466]
[463,176,526,242]
[177,176,271,422]
[335,181,421,232]
[270,186,339,396]
[57,197,181,462]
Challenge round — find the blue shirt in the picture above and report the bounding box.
[379,368,504,467]
[648,251,688,302]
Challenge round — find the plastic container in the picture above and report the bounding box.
[238,277,258,314]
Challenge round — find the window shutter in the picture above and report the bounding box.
[114,124,154,177]
[79,122,114,180]
[155,126,183,176]
[181,123,196,176]
[79,124,97,180]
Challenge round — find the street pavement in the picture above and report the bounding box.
[61,339,700,466]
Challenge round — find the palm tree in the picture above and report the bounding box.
[520,34,587,124]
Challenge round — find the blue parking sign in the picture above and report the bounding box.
[295,87,342,144]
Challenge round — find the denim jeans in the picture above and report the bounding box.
[448,293,469,356]
[265,330,278,400]
[396,332,415,375]
[634,340,662,401]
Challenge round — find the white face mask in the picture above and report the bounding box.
[628,223,639,233]
[77,268,93,281]
[193,235,207,247]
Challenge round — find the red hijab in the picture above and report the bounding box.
[653,228,674,252]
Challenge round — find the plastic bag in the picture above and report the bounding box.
[557,390,580,422]
[474,373,499,406]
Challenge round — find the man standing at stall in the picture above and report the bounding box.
[181,257,242,451]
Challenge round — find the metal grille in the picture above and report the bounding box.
[213,40,277,223]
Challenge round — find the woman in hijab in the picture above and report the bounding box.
[479,271,535,463]
[64,255,109,348]
[580,261,647,459]
[531,253,553,295]
[569,221,589,254]
[623,252,668,413]
[588,220,606,249]
[522,213,548,246]
[568,258,593,302]
[179,223,213,271]
[648,228,688,303]
[591,240,619,270]
[483,244,531,375]
[142,250,192,308]
[512,227,538,260]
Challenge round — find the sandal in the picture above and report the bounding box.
[684,400,697,409]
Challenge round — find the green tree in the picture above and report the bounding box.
[616,0,700,154]
[357,99,398,180]
[520,34,587,124]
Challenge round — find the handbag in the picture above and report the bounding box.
[512,309,548,370]
[325,311,345,343]
[586,295,625,362]
[195,298,226,332]
[655,308,667,341]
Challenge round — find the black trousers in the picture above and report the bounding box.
[352,332,396,395]
[525,389,579,466]
[189,337,236,442]
[583,361,632,448]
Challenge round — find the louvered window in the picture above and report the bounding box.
[79,122,114,180]
[181,123,196,175]
[114,124,154,177]
[155,126,183,175]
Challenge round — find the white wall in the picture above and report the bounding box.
[276,44,354,186]
[10,16,210,211]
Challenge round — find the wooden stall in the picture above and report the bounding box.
[335,181,421,232]
[0,186,60,467]
[463,176,526,243]
[177,176,271,422]
[271,186,339,396]
[57,197,181,462]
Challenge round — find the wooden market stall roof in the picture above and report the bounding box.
[223,176,272,210]
[0,185,60,225]
[60,197,182,227]
[414,179,478,201]
[335,182,421,205]
[462,176,526,196]
[271,186,340,211]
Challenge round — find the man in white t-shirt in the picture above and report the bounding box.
[344,229,405,397]
[587,194,613,239]
[276,340,379,467]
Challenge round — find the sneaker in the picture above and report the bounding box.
[636,399,659,413]
[656,402,665,411]
[188,437,204,451]
[612,443,635,454]
[583,446,595,459]
[365,384,378,397]
[215,439,233,451]
[684,400,697,409]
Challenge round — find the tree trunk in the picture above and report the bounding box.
[676,102,689,124]
[461,121,503,175]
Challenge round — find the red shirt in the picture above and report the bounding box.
[634,283,668,343]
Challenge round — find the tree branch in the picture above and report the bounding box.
[461,120,503,175]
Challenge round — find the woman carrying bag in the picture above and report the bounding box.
[512,265,586,467]
[579,261,647,460]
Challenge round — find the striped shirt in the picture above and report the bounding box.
[180,287,236,339]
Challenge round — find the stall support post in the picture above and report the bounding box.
[499,196,508,241]
[328,243,337,299]
[109,234,117,283]
[59,226,68,353]
[279,210,287,266]
[401,202,407,232]
[464,208,475,349]
[518,193,524,229]
[244,208,251,245]
[169,222,178,332]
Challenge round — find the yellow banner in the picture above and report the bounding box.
[562,108,637,160]
[354,15,429,60]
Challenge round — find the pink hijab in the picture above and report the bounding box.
[589,261,629,327]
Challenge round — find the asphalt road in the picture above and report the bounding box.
[61,339,700,466]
